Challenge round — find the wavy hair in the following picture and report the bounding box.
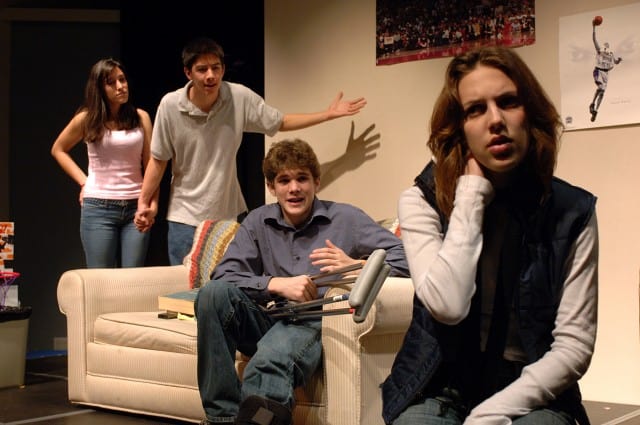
[262,139,321,184]
[427,46,562,218]
[81,58,139,143]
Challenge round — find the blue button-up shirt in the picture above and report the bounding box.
[212,198,409,303]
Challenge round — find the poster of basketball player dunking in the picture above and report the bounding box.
[559,3,639,131]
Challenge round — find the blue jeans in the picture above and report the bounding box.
[167,220,196,265]
[195,281,322,422]
[80,198,149,268]
[393,397,574,425]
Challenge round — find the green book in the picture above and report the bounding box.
[158,288,199,316]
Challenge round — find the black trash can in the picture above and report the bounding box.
[0,305,32,388]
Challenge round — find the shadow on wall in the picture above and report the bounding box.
[319,121,381,192]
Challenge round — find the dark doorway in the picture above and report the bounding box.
[9,17,120,351]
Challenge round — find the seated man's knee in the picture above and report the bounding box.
[196,281,236,317]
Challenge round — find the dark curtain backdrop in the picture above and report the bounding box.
[120,2,266,265]
[8,1,265,351]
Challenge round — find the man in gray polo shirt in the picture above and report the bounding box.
[134,37,367,265]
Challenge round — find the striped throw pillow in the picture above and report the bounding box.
[183,219,240,289]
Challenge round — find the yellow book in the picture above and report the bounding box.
[158,288,199,316]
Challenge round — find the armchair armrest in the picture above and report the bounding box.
[322,276,414,425]
[57,265,189,322]
[57,265,189,401]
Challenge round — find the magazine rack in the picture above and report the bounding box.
[1,271,20,310]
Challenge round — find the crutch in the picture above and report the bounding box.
[264,249,390,323]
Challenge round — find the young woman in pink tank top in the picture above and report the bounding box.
[51,58,156,268]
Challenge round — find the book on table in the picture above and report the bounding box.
[158,288,199,316]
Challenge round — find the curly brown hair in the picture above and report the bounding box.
[427,46,562,218]
[262,139,321,184]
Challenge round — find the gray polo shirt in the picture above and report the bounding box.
[151,81,284,226]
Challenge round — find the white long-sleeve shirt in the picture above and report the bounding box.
[398,175,598,424]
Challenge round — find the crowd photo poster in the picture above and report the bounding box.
[376,0,535,65]
[559,3,639,130]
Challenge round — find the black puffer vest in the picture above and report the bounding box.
[382,162,596,424]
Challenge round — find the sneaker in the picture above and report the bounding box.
[235,395,291,425]
[590,110,597,122]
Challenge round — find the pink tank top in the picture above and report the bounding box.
[83,127,144,200]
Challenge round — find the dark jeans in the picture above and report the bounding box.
[195,281,322,423]
[393,395,574,425]
[80,198,149,268]
[167,220,196,265]
[394,356,576,425]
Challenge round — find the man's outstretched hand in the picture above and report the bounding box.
[327,91,367,119]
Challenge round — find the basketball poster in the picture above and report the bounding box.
[559,3,640,130]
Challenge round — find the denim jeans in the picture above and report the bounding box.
[167,220,196,265]
[393,397,574,425]
[195,281,322,423]
[80,198,149,268]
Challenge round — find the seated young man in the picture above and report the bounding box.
[195,138,409,425]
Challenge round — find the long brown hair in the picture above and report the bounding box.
[427,46,562,218]
[81,58,140,143]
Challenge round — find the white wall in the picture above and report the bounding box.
[265,0,640,405]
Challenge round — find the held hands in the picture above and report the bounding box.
[309,239,363,275]
[134,206,156,233]
[327,91,367,120]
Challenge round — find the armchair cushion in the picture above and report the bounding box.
[94,311,197,354]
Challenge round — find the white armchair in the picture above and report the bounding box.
[57,264,413,424]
